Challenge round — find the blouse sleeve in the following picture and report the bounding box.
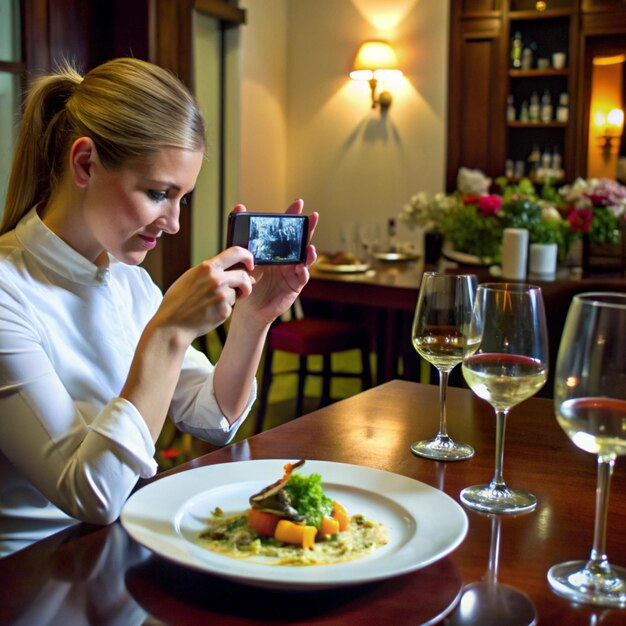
[168,344,257,445]
[0,296,157,526]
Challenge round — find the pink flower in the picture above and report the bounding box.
[478,195,503,216]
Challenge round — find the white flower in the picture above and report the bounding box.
[456,167,491,195]
[541,205,562,223]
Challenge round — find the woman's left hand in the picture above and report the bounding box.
[232,198,318,328]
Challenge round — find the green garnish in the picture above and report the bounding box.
[284,473,333,529]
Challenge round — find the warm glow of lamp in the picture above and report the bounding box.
[596,108,624,156]
[350,40,403,111]
[607,108,624,129]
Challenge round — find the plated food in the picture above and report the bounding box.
[120,459,468,589]
[198,460,388,565]
[315,252,370,273]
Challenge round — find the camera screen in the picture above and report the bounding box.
[248,216,305,263]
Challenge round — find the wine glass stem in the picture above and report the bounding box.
[436,368,450,440]
[490,409,509,491]
[587,456,615,575]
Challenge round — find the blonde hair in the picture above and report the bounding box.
[1,57,206,234]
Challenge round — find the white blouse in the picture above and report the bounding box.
[0,209,253,551]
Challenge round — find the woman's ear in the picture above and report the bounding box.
[69,137,98,188]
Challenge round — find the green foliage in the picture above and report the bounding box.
[440,202,503,261]
[285,473,333,529]
[587,207,621,244]
[495,177,538,203]
[502,199,542,230]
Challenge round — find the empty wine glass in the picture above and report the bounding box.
[461,283,548,513]
[410,272,477,461]
[547,292,626,608]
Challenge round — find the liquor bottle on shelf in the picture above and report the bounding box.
[507,95,516,122]
[556,93,569,123]
[386,218,397,252]
[510,32,522,69]
[522,47,533,71]
[520,100,529,122]
[505,159,514,178]
[541,90,553,123]
[528,144,541,177]
[552,146,563,179]
[541,146,552,170]
[529,92,540,123]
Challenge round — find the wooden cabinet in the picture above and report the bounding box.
[505,8,577,185]
[447,0,626,191]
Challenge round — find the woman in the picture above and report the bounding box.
[0,57,317,552]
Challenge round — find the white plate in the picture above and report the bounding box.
[121,459,468,590]
[372,251,420,262]
[315,262,370,273]
[442,243,493,266]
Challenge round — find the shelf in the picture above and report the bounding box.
[509,68,569,77]
[509,8,575,20]
[508,121,568,128]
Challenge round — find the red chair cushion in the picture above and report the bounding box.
[268,318,368,356]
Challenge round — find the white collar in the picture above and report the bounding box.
[15,208,113,286]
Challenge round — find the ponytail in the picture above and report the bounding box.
[1,65,82,234]
[1,58,206,235]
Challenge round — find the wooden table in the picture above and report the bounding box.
[2,381,625,625]
[303,260,626,392]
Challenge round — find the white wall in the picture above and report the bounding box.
[239,0,449,252]
[239,0,288,211]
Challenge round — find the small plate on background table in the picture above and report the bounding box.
[314,261,370,273]
[441,244,493,267]
[372,251,420,262]
[121,459,468,590]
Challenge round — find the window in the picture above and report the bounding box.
[0,0,23,216]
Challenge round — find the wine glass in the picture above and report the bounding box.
[547,292,626,608]
[410,272,477,461]
[461,283,548,513]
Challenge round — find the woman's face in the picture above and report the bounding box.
[80,145,204,266]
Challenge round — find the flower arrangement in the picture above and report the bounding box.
[559,178,626,245]
[400,168,571,262]
[401,168,626,265]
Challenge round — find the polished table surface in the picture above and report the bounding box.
[2,381,625,625]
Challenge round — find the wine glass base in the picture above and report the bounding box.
[410,438,474,462]
[460,483,537,515]
[548,561,626,608]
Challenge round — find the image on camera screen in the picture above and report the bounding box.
[248,216,304,263]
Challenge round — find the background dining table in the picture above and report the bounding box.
[1,380,625,625]
[303,259,626,390]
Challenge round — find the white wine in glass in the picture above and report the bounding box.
[410,272,477,461]
[548,292,626,608]
[461,283,548,514]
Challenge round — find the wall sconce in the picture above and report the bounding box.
[350,40,403,111]
[596,108,624,156]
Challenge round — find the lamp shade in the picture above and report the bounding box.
[350,40,403,81]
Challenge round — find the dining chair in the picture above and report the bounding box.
[254,304,372,434]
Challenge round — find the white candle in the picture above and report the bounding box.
[501,228,529,280]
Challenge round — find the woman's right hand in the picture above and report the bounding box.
[153,246,255,345]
